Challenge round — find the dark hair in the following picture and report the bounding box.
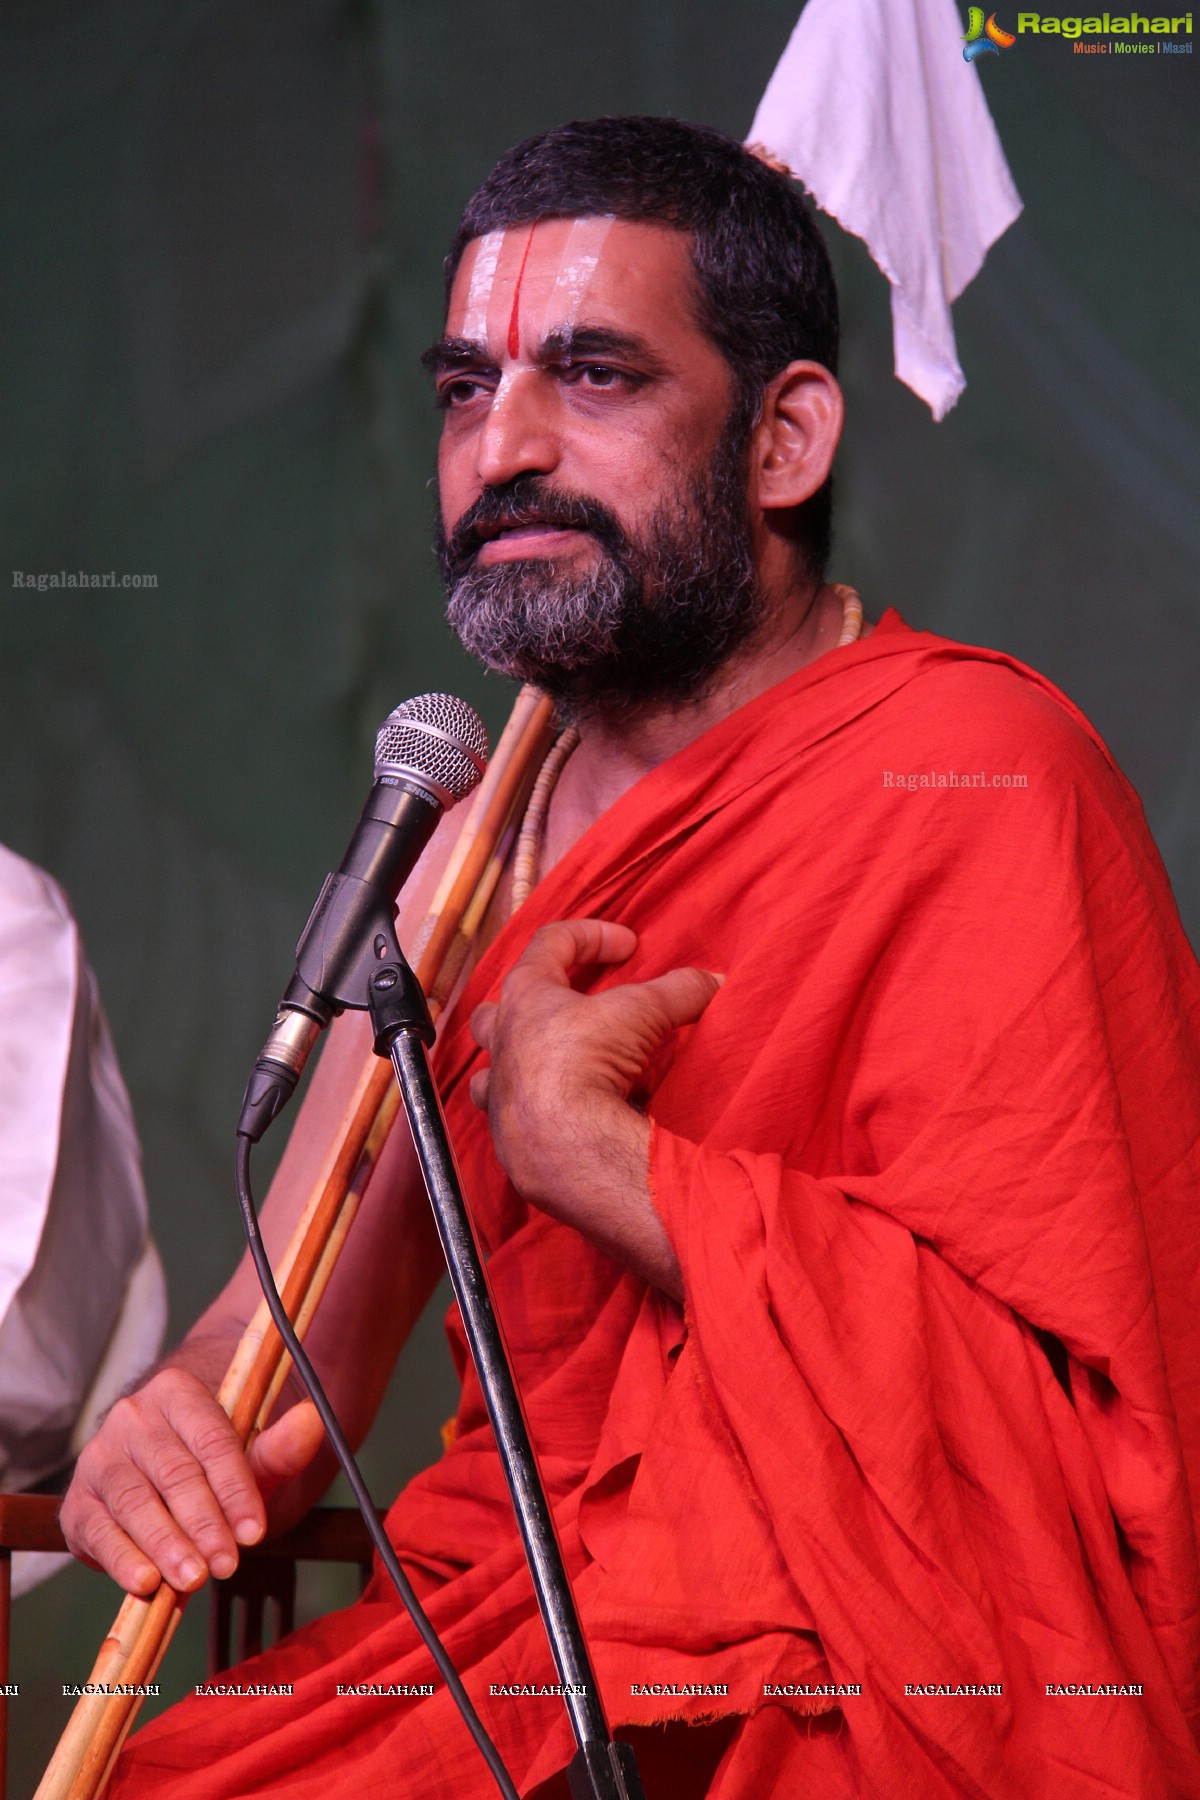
[446,116,839,578]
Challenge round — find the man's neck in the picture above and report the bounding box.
[542,578,849,874]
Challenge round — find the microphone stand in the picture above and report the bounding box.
[366,958,647,1800]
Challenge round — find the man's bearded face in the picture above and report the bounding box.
[436,422,763,720]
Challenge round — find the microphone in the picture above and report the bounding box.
[238,692,488,1141]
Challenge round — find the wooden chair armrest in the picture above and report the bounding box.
[259,1507,377,1566]
[0,1494,375,1565]
[0,1495,65,1556]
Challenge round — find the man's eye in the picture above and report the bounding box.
[437,375,489,409]
[565,363,627,390]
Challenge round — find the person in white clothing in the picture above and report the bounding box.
[0,843,165,1592]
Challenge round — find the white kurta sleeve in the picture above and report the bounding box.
[0,845,165,1518]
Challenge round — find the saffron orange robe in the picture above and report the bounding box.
[109,613,1200,1798]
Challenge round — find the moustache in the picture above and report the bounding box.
[439,478,629,582]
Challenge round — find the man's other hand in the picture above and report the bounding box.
[60,1369,324,1595]
[468,918,721,1296]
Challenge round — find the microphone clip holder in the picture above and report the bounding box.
[284,874,410,1027]
[366,958,435,1052]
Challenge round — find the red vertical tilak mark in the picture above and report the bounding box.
[507,224,537,359]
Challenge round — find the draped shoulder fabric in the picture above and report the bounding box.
[110,615,1200,1799]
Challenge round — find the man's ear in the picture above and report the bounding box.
[750,362,844,513]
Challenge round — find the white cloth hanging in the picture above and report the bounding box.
[749,0,1023,418]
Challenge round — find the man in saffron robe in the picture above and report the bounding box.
[63,119,1200,1797]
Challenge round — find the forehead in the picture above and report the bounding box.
[446,216,704,350]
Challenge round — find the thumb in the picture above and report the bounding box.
[246,1400,325,1501]
[632,966,724,1034]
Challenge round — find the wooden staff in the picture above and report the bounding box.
[37,689,556,1800]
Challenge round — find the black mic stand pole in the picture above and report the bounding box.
[366,958,647,1800]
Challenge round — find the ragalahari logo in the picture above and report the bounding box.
[962,7,1018,55]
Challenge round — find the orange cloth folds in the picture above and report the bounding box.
[109,613,1200,1798]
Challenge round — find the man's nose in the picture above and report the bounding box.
[475,370,560,489]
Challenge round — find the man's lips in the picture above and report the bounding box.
[474,522,591,563]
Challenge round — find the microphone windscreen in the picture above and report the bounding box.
[373,693,489,808]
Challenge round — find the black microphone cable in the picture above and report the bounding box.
[228,689,518,1796]
[234,1129,520,1800]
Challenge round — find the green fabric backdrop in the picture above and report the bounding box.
[0,0,1195,1786]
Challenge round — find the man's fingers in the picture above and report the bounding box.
[628,966,724,1034]
[109,1470,216,1590]
[66,1400,325,1597]
[67,1452,214,1594]
[121,1404,249,1583]
[507,918,638,992]
[160,1385,267,1550]
[77,1510,172,1598]
[469,1068,490,1109]
[247,1402,325,1503]
[60,1369,266,1591]
[470,999,498,1051]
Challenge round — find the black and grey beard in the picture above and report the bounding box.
[435,434,763,721]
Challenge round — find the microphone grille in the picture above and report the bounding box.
[374,693,489,807]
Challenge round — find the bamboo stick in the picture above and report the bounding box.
[37,690,555,1800]
[69,1588,184,1797]
[34,1595,150,1797]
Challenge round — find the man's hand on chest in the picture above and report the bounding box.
[468,917,722,1299]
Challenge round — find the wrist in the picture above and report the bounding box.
[519,1087,648,1208]
[150,1325,241,1400]
[519,1099,680,1298]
